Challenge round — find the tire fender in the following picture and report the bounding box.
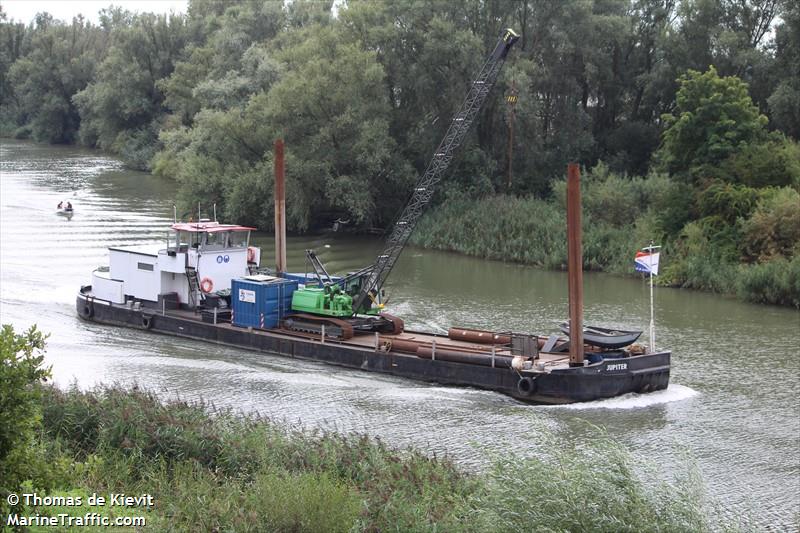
[80,300,94,319]
[516,376,537,397]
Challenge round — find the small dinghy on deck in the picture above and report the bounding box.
[559,322,642,349]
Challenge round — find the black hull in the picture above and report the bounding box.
[77,293,670,405]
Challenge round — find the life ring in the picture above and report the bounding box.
[247,246,256,263]
[142,315,153,329]
[516,376,537,397]
[200,277,214,293]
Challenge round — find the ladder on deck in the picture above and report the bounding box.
[186,267,202,309]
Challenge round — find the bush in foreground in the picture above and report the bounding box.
[0,325,51,519]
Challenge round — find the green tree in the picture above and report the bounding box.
[659,65,768,178]
[740,187,800,261]
[258,25,413,229]
[0,8,28,132]
[158,0,286,126]
[157,23,411,232]
[73,10,188,169]
[0,324,51,517]
[718,135,800,187]
[340,1,488,188]
[5,14,103,142]
[768,0,800,138]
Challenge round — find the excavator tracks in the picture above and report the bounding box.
[280,313,404,340]
[378,313,404,334]
[281,313,354,340]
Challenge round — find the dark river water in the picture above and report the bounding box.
[1,140,798,530]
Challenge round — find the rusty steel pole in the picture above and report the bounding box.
[567,163,584,366]
[274,139,287,273]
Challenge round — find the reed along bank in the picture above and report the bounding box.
[411,164,800,308]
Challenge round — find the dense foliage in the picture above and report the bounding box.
[413,164,800,307]
[2,326,736,532]
[1,0,798,305]
[0,325,50,519]
[414,65,799,307]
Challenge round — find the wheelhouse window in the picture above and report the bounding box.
[228,231,249,248]
[202,231,226,250]
[137,262,154,271]
[177,230,199,248]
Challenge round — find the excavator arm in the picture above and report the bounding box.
[350,28,520,314]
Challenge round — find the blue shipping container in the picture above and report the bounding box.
[232,276,298,329]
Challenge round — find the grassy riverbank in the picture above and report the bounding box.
[0,326,748,532]
[412,165,800,308]
[2,325,741,532]
[7,384,736,532]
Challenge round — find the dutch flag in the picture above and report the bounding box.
[635,248,660,276]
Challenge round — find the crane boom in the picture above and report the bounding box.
[350,28,519,314]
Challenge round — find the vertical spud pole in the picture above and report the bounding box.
[274,139,287,274]
[567,163,584,366]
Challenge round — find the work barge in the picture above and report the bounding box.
[76,28,670,404]
[75,163,670,405]
[76,290,670,405]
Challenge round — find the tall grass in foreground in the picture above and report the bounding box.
[16,384,745,532]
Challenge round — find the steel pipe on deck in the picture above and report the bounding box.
[416,346,514,368]
[386,338,427,354]
[447,327,511,345]
[381,336,512,356]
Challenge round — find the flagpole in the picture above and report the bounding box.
[649,264,655,352]
[635,242,661,353]
[648,240,656,352]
